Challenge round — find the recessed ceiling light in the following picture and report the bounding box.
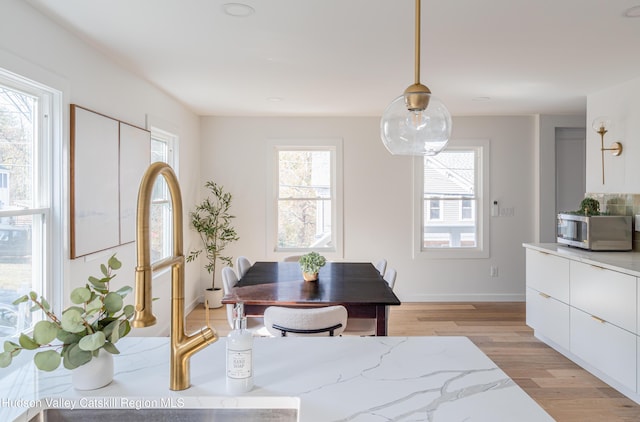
[222,3,255,17]
[472,96,491,102]
[623,5,640,17]
[267,97,283,103]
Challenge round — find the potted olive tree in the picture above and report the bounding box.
[187,181,239,308]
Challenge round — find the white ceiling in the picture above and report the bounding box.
[25,0,640,117]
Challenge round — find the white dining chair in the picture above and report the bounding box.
[343,267,397,337]
[264,305,348,337]
[221,266,269,336]
[236,256,252,279]
[374,259,387,276]
[283,255,302,262]
[383,267,397,290]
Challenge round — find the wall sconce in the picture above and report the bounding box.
[592,117,623,185]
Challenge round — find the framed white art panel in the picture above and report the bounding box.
[70,105,150,258]
[119,122,151,244]
[70,105,119,258]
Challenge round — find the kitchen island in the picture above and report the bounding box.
[0,336,552,421]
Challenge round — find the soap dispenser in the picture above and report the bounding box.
[226,303,253,394]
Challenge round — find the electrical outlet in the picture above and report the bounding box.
[635,215,640,232]
[490,266,499,277]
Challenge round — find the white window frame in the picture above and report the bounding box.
[0,67,63,336]
[413,139,490,259]
[148,123,178,265]
[266,138,343,260]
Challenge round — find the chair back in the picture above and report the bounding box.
[374,259,387,276]
[236,256,252,278]
[264,305,348,337]
[384,267,397,290]
[283,255,302,262]
[222,267,239,328]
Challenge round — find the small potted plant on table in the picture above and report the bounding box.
[298,251,327,282]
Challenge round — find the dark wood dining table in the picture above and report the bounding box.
[221,261,401,336]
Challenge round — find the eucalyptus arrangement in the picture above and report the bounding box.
[0,254,133,372]
[299,252,327,281]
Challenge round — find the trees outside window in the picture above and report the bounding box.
[0,70,60,338]
[267,139,343,258]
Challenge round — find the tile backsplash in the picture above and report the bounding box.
[585,193,640,251]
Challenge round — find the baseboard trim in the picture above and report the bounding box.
[403,293,526,302]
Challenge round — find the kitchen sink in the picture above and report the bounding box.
[27,397,300,422]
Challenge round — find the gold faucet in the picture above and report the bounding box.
[132,162,217,391]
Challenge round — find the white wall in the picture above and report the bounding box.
[535,115,587,243]
[0,0,203,335]
[201,115,538,301]
[587,76,640,194]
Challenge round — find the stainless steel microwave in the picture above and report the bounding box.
[557,213,632,251]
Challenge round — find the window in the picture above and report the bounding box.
[427,199,442,221]
[149,128,177,263]
[0,70,60,338]
[267,139,343,258]
[413,140,489,259]
[460,199,474,221]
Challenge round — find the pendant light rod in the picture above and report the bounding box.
[414,0,421,85]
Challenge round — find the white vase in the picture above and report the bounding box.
[71,349,114,390]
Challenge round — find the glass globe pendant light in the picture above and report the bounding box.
[380,0,452,156]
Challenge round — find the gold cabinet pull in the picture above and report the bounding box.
[591,315,606,324]
[590,264,604,270]
[538,292,551,299]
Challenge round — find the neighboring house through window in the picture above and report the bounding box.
[413,139,489,258]
[267,138,343,259]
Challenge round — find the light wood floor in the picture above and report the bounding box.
[187,302,640,421]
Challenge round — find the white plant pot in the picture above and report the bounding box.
[71,349,114,390]
[204,287,223,308]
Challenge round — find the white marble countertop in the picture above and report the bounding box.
[523,242,640,277]
[0,336,552,421]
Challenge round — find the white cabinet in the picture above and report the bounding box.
[524,245,640,402]
[570,261,637,333]
[526,287,570,350]
[571,307,637,392]
[525,249,570,303]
